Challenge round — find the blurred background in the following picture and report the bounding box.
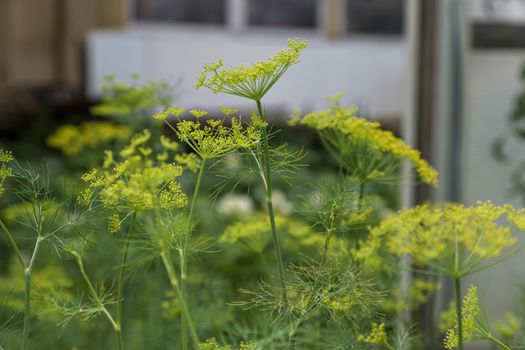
[1,0,525,348]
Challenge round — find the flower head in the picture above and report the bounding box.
[47,122,132,156]
[79,130,187,214]
[0,149,14,197]
[290,101,439,186]
[357,201,525,276]
[156,108,263,159]
[444,285,481,349]
[195,39,308,100]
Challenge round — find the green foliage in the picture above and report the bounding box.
[1,39,524,350]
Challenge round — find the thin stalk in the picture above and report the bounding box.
[320,207,337,267]
[255,99,287,297]
[181,157,207,350]
[115,211,137,350]
[22,233,43,350]
[358,182,365,207]
[0,219,25,269]
[486,334,512,350]
[454,277,463,350]
[159,242,200,349]
[75,255,119,332]
[255,99,292,347]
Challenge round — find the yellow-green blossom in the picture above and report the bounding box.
[107,213,122,233]
[91,77,172,118]
[290,101,438,186]
[158,108,263,159]
[220,212,348,257]
[444,286,480,349]
[195,39,308,100]
[219,106,238,116]
[79,130,187,213]
[0,149,13,197]
[357,201,525,276]
[175,153,201,173]
[47,122,132,156]
[358,322,388,345]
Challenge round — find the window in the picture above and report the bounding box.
[135,0,225,24]
[249,0,317,28]
[347,0,404,35]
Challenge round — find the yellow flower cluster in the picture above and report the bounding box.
[47,122,132,156]
[290,103,439,186]
[0,149,13,197]
[195,39,308,100]
[155,106,264,159]
[358,322,388,345]
[220,212,348,257]
[79,130,187,212]
[444,285,480,349]
[358,201,525,276]
[91,77,172,118]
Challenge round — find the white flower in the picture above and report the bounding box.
[216,194,254,216]
[271,190,293,215]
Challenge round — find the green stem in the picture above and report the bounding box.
[454,277,463,350]
[181,157,206,350]
[255,99,287,294]
[358,182,365,207]
[159,242,200,349]
[255,99,292,347]
[75,255,119,332]
[115,211,137,350]
[0,219,25,269]
[22,234,43,350]
[487,334,512,350]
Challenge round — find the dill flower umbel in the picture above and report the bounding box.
[47,122,132,156]
[195,39,308,100]
[358,201,525,276]
[91,76,172,118]
[155,107,264,159]
[79,129,187,213]
[290,100,438,186]
[0,149,13,197]
[358,322,388,345]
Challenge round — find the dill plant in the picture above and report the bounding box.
[153,106,264,350]
[0,150,100,349]
[357,201,525,349]
[78,129,196,349]
[194,38,308,345]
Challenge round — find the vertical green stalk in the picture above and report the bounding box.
[255,99,292,347]
[181,157,207,350]
[22,233,43,350]
[159,242,200,349]
[255,99,287,296]
[454,277,463,350]
[115,211,137,350]
[454,238,464,350]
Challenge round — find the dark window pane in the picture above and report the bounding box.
[249,0,317,28]
[347,0,404,35]
[473,23,525,49]
[135,0,225,24]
